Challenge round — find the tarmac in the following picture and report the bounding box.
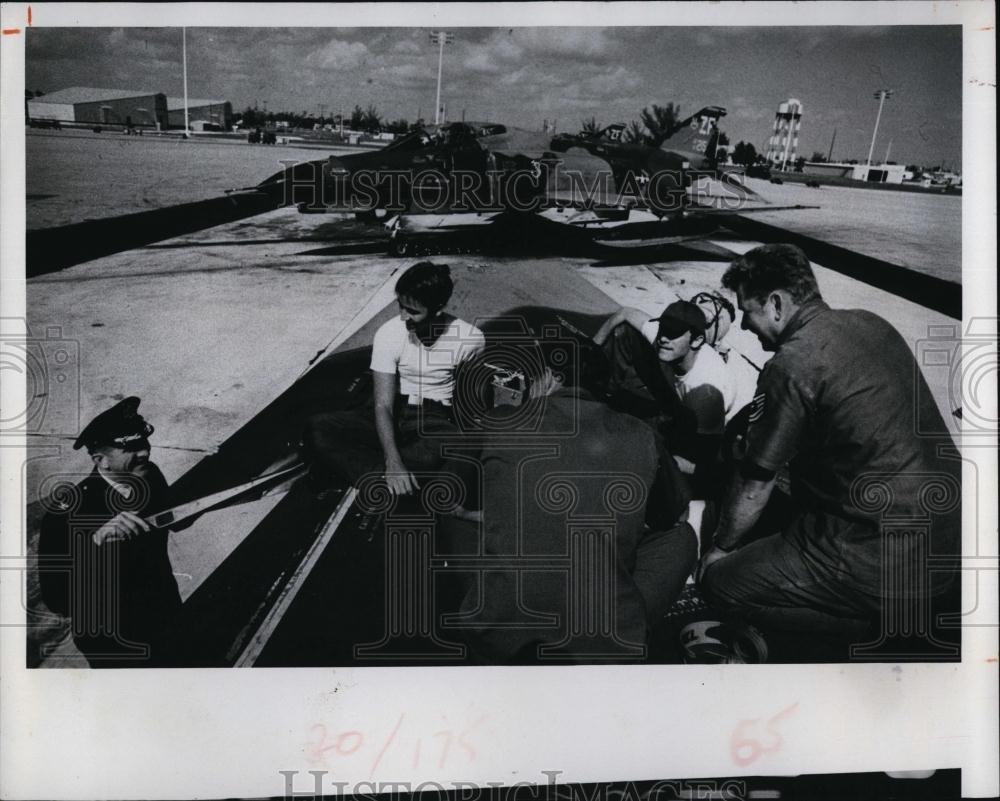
[23,200,961,666]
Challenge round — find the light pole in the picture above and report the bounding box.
[182,28,189,135]
[866,89,893,166]
[428,31,454,125]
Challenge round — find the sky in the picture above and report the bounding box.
[25,25,963,168]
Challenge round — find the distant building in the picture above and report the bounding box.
[27,87,167,129]
[165,97,233,130]
[765,98,803,170]
[803,161,906,184]
[924,170,962,187]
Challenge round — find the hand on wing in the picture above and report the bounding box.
[92,511,151,545]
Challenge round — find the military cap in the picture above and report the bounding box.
[651,300,707,340]
[73,396,154,451]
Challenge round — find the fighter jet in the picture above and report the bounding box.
[244,107,735,215]
[384,107,814,254]
[246,121,549,220]
[237,105,812,255]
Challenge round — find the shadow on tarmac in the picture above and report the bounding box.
[26,193,276,277]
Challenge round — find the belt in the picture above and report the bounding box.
[403,395,451,407]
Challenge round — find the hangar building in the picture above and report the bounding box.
[27,87,168,129]
[802,161,906,184]
[166,97,233,130]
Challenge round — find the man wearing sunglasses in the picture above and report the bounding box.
[37,396,182,667]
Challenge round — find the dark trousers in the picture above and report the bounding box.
[701,504,925,642]
[303,398,459,487]
[702,510,961,650]
[701,524,877,637]
[446,518,698,663]
[631,522,699,623]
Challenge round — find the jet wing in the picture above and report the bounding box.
[471,126,626,201]
[474,126,558,160]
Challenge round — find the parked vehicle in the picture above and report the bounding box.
[29,118,62,130]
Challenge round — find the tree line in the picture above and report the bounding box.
[238,103,422,133]
[580,103,731,162]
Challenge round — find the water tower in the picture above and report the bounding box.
[766,98,803,170]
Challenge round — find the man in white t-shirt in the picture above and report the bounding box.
[592,299,737,491]
[304,262,485,496]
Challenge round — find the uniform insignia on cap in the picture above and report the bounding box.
[749,392,766,423]
[73,396,153,451]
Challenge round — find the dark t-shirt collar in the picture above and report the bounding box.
[775,298,829,348]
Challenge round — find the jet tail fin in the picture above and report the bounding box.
[659,106,727,157]
[599,123,627,143]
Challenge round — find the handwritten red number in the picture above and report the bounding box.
[336,730,364,755]
[306,724,332,765]
[730,703,799,767]
[306,725,364,764]
[368,713,405,778]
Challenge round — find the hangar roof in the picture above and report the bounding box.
[31,87,162,105]
[165,97,230,110]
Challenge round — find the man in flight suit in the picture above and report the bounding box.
[699,244,960,645]
[449,343,697,663]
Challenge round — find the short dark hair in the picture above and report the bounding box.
[721,244,822,304]
[394,262,453,312]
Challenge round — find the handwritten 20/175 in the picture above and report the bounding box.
[306,711,489,775]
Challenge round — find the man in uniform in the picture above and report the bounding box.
[303,261,485,496]
[38,397,182,667]
[699,244,960,643]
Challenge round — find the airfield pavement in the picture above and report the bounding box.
[25,128,359,229]
[16,128,966,665]
[735,176,961,283]
[26,128,961,281]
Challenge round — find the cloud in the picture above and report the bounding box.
[460,36,523,74]
[378,62,432,89]
[515,28,614,59]
[391,38,421,55]
[305,38,370,71]
[580,66,643,96]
